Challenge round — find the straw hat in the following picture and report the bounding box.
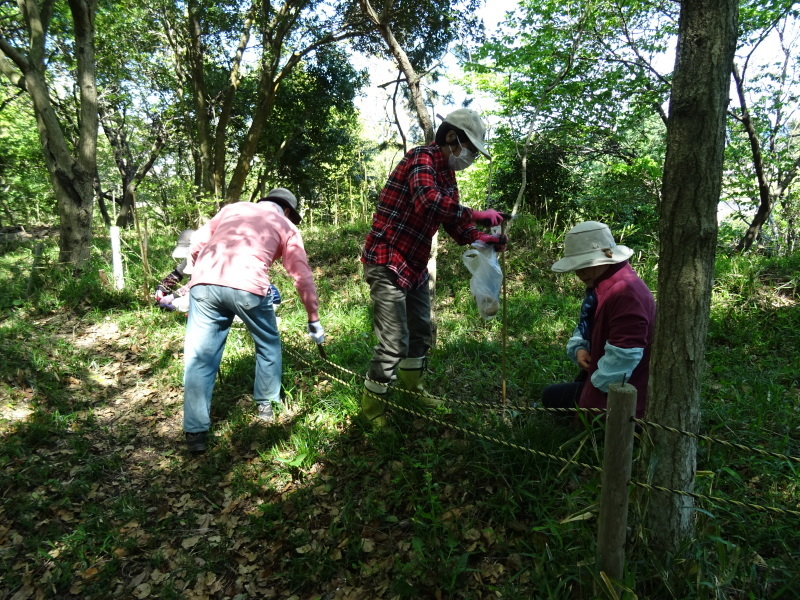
[551,221,633,272]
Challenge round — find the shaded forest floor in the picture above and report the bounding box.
[1,307,579,600]
[3,221,800,599]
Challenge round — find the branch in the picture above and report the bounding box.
[0,86,24,111]
[776,154,800,198]
[0,37,29,76]
[732,62,772,211]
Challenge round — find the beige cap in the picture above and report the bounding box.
[444,108,491,159]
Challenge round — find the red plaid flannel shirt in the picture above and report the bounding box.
[361,143,481,289]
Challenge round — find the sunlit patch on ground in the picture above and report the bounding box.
[0,386,34,431]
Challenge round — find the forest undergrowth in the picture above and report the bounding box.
[1,217,799,599]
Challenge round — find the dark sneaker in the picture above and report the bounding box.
[185,431,208,453]
[256,402,275,422]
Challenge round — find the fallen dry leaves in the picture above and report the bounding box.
[0,308,544,600]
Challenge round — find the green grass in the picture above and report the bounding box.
[1,219,799,599]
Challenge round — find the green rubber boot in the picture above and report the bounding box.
[361,382,388,427]
[397,357,442,408]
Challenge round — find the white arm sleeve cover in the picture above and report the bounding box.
[566,325,590,365]
[590,342,644,393]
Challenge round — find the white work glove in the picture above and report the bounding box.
[307,320,325,344]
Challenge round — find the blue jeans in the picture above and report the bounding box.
[183,284,280,433]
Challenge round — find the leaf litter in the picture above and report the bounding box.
[0,308,569,600]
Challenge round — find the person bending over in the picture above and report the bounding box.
[182,188,323,452]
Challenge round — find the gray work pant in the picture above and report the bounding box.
[364,263,431,389]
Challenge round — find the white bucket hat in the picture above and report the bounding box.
[444,108,491,159]
[551,221,633,272]
[172,229,195,259]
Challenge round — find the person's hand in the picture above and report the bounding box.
[158,294,176,311]
[476,233,508,252]
[154,285,168,302]
[307,321,324,344]
[576,348,591,370]
[472,209,508,227]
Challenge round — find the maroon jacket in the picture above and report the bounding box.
[580,261,656,418]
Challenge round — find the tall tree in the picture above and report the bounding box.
[644,0,738,552]
[94,0,178,227]
[464,0,676,224]
[350,0,480,144]
[728,4,800,252]
[251,45,366,205]
[159,0,362,208]
[0,0,99,268]
[350,0,482,323]
[357,0,435,142]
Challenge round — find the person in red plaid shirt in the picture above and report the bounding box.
[360,108,508,426]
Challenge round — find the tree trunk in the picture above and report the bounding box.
[0,0,99,268]
[225,60,284,203]
[186,0,215,199]
[731,64,773,252]
[357,0,439,340]
[358,0,434,142]
[644,0,737,553]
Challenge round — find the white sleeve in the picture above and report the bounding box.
[590,342,644,393]
[566,325,590,364]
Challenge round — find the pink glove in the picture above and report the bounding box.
[477,233,508,252]
[472,209,506,227]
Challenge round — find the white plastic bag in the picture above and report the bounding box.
[172,293,190,313]
[461,243,502,320]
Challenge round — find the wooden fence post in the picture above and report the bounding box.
[596,382,637,584]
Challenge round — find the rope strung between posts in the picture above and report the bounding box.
[285,344,604,415]
[285,343,800,518]
[634,418,800,464]
[287,344,800,461]
[285,345,601,473]
[371,390,603,475]
[627,480,800,518]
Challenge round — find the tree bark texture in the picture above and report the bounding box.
[186,0,215,199]
[0,0,99,267]
[644,0,737,553]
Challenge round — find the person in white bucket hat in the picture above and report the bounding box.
[360,107,509,427]
[153,229,196,312]
[542,221,655,419]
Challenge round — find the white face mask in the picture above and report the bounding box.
[447,139,476,171]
